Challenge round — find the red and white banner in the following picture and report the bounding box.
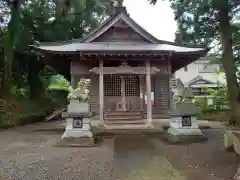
[144,92,154,105]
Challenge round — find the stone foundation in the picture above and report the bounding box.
[165,131,207,143]
[55,137,100,147]
[62,118,93,139]
[166,102,207,143]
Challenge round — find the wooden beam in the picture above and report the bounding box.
[146,60,152,126]
[89,66,161,75]
[139,75,144,111]
[121,76,127,111]
[99,59,104,125]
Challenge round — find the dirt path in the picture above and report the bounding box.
[113,134,186,180]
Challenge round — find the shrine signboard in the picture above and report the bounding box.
[73,117,83,128]
[181,116,192,127]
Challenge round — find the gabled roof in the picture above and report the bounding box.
[185,75,224,87]
[186,76,213,85]
[82,7,159,43]
[31,6,209,77]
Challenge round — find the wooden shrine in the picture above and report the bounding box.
[33,6,208,126]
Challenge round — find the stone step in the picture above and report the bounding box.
[105,120,146,125]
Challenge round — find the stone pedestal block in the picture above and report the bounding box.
[224,131,234,152]
[60,101,95,146]
[166,102,207,143]
[62,118,93,139]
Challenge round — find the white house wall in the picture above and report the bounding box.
[174,60,226,87]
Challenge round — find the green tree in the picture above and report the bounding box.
[149,0,240,126]
[1,0,22,97]
[0,0,116,99]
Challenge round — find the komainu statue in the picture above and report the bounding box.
[171,78,193,102]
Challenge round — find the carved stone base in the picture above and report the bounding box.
[232,132,240,156]
[224,131,234,152]
[62,118,93,139]
[165,132,207,143]
[166,115,207,143]
[62,130,93,139]
[55,137,97,147]
[166,127,207,143]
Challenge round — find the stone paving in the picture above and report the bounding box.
[0,122,238,180]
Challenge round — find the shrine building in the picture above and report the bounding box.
[33,7,208,127]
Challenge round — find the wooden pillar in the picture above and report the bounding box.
[139,75,144,111]
[71,75,76,88]
[120,76,127,111]
[99,60,104,125]
[146,60,152,125]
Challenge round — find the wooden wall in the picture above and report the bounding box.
[86,60,171,119]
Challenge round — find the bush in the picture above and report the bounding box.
[193,87,229,114]
[0,94,58,127]
[0,115,8,126]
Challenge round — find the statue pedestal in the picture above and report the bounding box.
[166,102,207,143]
[62,117,93,138]
[59,101,95,147]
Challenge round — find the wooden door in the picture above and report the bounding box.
[104,75,140,111]
[124,75,140,110]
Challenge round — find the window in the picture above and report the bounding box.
[104,75,140,96]
[125,76,140,96]
[198,63,219,73]
[104,76,121,96]
[192,87,210,96]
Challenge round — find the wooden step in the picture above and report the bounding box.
[104,116,142,121]
[107,110,141,112]
[105,111,141,115]
[105,124,148,129]
[104,110,142,118]
[105,120,145,125]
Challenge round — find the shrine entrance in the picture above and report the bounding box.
[104,75,141,111]
[89,60,161,123]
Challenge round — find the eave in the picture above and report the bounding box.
[40,48,208,80]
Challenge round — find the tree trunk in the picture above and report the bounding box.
[0,1,22,98]
[0,61,11,98]
[27,56,44,100]
[219,1,240,126]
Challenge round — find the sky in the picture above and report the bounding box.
[123,0,177,42]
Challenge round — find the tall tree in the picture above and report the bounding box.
[1,0,22,97]
[149,0,240,126]
[0,0,117,98]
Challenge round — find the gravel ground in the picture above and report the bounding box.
[0,129,116,180]
[151,129,240,180]
[0,123,239,180]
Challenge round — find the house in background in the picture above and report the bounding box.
[175,58,226,98]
